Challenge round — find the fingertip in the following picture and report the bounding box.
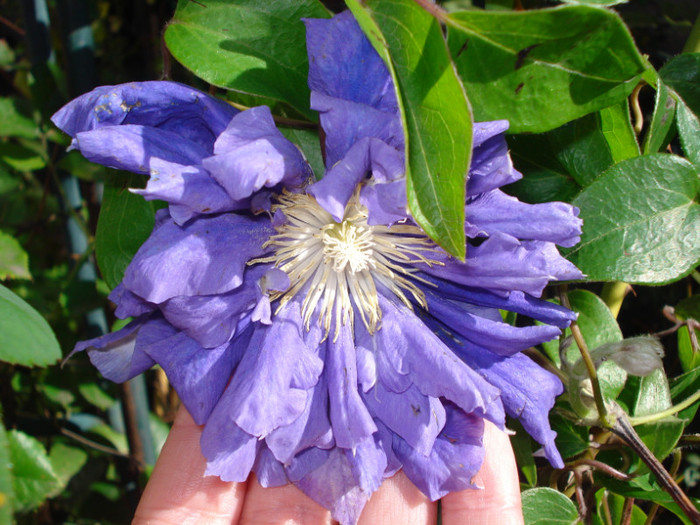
[441,421,524,525]
[132,406,247,525]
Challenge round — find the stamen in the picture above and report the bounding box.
[258,191,441,339]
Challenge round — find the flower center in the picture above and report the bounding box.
[255,191,439,340]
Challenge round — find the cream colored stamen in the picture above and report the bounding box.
[252,191,440,340]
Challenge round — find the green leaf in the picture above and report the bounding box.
[8,430,60,512]
[643,79,676,154]
[594,489,647,525]
[521,487,579,525]
[632,417,684,473]
[446,6,646,133]
[79,383,117,411]
[676,99,700,169]
[0,231,30,280]
[0,422,14,525]
[598,101,640,163]
[0,142,46,172]
[0,284,61,367]
[551,414,590,459]
[507,134,581,205]
[279,127,324,181]
[676,295,700,321]
[347,0,472,259]
[164,0,330,121]
[0,98,37,139]
[633,368,672,418]
[564,154,700,283]
[660,53,700,115]
[95,173,156,290]
[48,443,87,494]
[678,325,700,373]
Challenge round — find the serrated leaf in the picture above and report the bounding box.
[0,284,61,367]
[164,0,330,121]
[95,173,156,290]
[522,487,579,525]
[446,6,646,133]
[0,421,13,524]
[643,79,676,154]
[0,98,37,139]
[8,430,60,512]
[347,0,472,259]
[564,154,700,283]
[0,231,30,280]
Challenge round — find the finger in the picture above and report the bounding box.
[132,406,247,525]
[441,421,524,525]
[238,474,333,525]
[357,470,436,525]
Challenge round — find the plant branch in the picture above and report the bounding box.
[629,388,700,426]
[610,406,700,524]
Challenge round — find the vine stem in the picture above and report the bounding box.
[601,282,630,319]
[628,388,700,426]
[610,406,700,524]
[560,288,612,426]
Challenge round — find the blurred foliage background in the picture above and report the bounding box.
[0,0,698,524]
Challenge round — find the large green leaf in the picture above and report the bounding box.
[347,0,472,259]
[660,53,700,115]
[0,231,30,280]
[164,0,330,121]
[8,430,60,513]
[0,98,37,139]
[446,6,646,133]
[0,421,13,525]
[564,154,700,283]
[0,284,61,367]
[521,487,579,525]
[95,173,157,290]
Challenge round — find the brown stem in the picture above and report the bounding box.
[621,497,634,525]
[570,458,635,481]
[611,409,700,524]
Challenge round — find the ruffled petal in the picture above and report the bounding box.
[468,121,521,196]
[305,12,396,113]
[466,189,582,247]
[52,81,237,152]
[72,315,155,383]
[123,213,273,303]
[203,106,311,201]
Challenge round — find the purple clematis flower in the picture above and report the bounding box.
[53,11,582,524]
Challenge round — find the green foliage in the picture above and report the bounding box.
[164,0,330,121]
[347,0,472,259]
[0,285,61,367]
[521,487,579,525]
[7,430,60,513]
[446,6,647,133]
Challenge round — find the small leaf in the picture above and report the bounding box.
[551,414,590,459]
[509,419,537,487]
[521,487,579,525]
[164,0,330,121]
[8,430,60,512]
[598,101,640,163]
[279,127,324,181]
[632,418,685,473]
[0,231,30,280]
[48,443,87,495]
[79,382,117,411]
[678,325,700,373]
[95,173,156,290]
[446,6,647,133]
[676,99,700,169]
[660,53,700,115]
[564,154,700,283]
[348,0,472,259]
[0,98,37,139]
[0,142,46,172]
[643,79,676,154]
[0,284,61,367]
[633,368,672,418]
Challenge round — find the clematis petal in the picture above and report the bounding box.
[51,81,237,152]
[72,125,208,175]
[254,446,289,487]
[203,106,311,201]
[467,121,522,196]
[201,407,259,482]
[466,189,582,247]
[124,213,273,304]
[305,12,396,113]
[225,301,323,437]
[326,323,378,450]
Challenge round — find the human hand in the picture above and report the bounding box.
[133,406,524,525]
